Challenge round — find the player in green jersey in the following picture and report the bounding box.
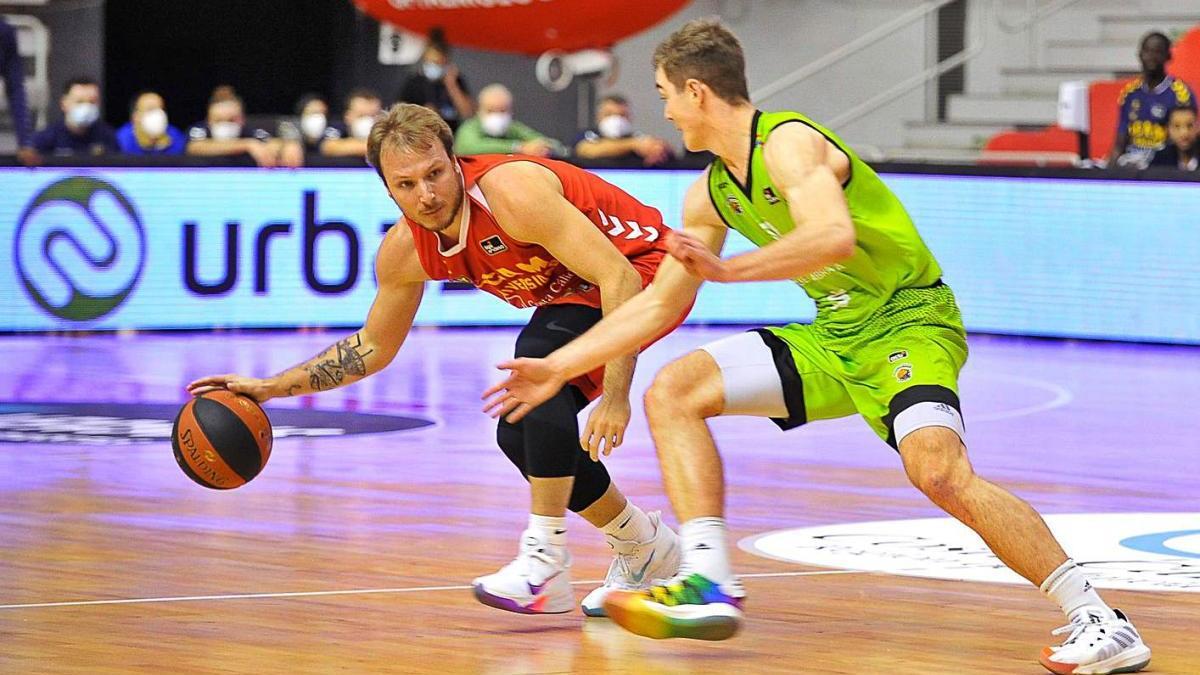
[482,19,1148,674]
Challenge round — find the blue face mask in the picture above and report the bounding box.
[422,62,445,81]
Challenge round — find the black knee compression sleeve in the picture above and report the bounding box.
[567,449,611,513]
[496,419,526,476]
[492,304,614,511]
[496,386,613,512]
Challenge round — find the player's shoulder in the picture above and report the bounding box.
[478,157,558,183]
[683,168,722,223]
[375,222,427,284]
[761,121,827,160]
[476,159,563,208]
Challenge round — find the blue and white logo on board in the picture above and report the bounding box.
[740,513,1200,592]
[14,176,146,321]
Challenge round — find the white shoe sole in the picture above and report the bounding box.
[1041,643,1151,675]
[472,582,574,615]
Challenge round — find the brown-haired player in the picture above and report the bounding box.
[188,103,685,617]
[482,19,1149,674]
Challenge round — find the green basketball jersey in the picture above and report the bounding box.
[707,110,943,335]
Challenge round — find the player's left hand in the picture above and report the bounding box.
[581,395,630,462]
[666,230,733,281]
[482,357,566,423]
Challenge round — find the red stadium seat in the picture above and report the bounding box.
[1088,78,1134,160]
[980,125,1079,166]
[1167,25,1200,94]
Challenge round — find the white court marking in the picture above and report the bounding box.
[967,372,1074,423]
[0,569,864,611]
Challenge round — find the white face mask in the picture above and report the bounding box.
[598,114,632,139]
[481,112,512,137]
[67,102,100,129]
[422,62,445,81]
[300,113,327,140]
[139,108,168,137]
[350,116,376,140]
[210,121,242,141]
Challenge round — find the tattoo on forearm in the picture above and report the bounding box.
[301,333,375,392]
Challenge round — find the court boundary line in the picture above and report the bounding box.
[0,569,864,610]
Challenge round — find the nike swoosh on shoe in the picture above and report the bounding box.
[630,551,656,583]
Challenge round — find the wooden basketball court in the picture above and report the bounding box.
[1,327,1196,674]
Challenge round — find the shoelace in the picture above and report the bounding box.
[606,555,633,585]
[1050,620,1089,647]
[603,539,646,587]
[1050,616,1111,647]
[644,574,707,606]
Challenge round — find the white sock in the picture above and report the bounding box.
[1040,559,1114,621]
[600,501,656,543]
[680,517,734,584]
[528,514,567,552]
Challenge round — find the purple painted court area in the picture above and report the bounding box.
[0,326,1195,518]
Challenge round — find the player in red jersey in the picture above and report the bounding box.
[187,103,683,616]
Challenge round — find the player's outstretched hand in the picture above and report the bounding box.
[581,395,630,462]
[666,230,731,281]
[186,374,277,403]
[482,357,566,423]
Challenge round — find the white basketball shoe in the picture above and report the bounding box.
[581,511,682,617]
[472,529,574,614]
[1039,608,1151,674]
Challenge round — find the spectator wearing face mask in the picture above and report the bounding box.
[573,93,673,166]
[32,76,118,156]
[398,29,473,130]
[453,83,565,157]
[277,93,344,156]
[1149,106,1199,170]
[115,90,186,155]
[186,95,299,167]
[320,88,383,157]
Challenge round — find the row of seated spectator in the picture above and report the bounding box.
[27,79,383,167]
[23,77,675,168]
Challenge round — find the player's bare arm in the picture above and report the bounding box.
[675,124,856,284]
[480,161,647,455]
[483,175,727,424]
[186,224,429,402]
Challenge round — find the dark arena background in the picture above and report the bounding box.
[0,1,1197,673]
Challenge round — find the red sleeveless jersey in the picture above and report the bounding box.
[406,155,669,309]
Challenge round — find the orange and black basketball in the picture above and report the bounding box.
[171,390,273,489]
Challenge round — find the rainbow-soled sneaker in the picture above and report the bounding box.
[601,573,745,641]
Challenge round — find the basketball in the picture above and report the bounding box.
[171,390,273,489]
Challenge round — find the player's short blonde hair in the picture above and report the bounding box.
[653,18,749,104]
[366,103,455,182]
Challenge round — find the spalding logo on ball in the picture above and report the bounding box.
[172,390,273,489]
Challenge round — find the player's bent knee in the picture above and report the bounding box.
[900,427,974,504]
[644,351,723,420]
